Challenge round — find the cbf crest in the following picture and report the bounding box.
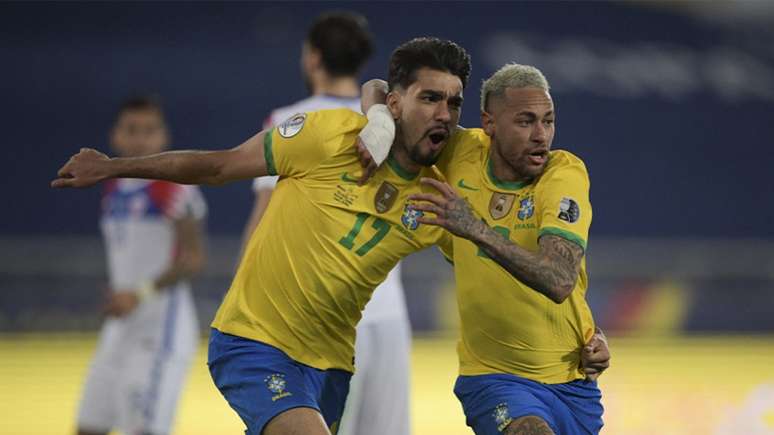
[493,403,513,431]
[517,196,534,221]
[374,182,398,213]
[489,193,515,220]
[264,373,292,402]
[401,204,423,230]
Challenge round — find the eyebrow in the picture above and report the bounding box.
[515,110,554,119]
[421,89,464,103]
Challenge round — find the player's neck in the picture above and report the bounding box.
[489,148,531,184]
[312,75,360,98]
[389,145,421,176]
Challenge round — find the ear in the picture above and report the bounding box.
[386,90,402,120]
[481,110,495,136]
[302,43,321,72]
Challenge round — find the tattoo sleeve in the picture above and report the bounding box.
[471,228,584,303]
[445,197,488,239]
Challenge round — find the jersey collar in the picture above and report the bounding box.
[386,153,419,181]
[485,155,531,190]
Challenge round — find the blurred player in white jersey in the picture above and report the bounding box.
[77,96,207,435]
[241,12,411,435]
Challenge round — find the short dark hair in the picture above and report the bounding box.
[307,12,373,77]
[388,37,471,91]
[115,95,165,123]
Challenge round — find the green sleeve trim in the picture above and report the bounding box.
[539,226,587,251]
[263,128,277,176]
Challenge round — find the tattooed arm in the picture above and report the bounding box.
[474,229,583,304]
[410,177,583,304]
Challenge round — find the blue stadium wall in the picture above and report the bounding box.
[2,1,772,239]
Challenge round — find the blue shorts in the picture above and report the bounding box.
[207,328,352,435]
[454,373,604,435]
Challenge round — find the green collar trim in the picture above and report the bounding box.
[486,156,530,190]
[387,153,419,181]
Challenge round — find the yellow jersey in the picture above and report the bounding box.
[211,109,445,372]
[438,128,596,384]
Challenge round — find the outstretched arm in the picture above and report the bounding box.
[409,178,583,304]
[52,130,270,188]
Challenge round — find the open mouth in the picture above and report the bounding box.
[527,149,548,165]
[428,128,449,145]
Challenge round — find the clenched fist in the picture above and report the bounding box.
[51,148,112,188]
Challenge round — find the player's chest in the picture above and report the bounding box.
[301,172,442,249]
[449,169,541,250]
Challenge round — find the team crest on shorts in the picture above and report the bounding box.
[493,403,513,431]
[517,196,535,221]
[558,197,580,223]
[264,373,292,401]
[277,113,306,138]
[401,204,423,230]
[374,182,398,213]
[489,192,515,220]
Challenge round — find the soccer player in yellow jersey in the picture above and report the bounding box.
[243,14,413,435]
[408,64,605,434]
[52,38,471,435]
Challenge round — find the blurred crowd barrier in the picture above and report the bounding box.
[2,236,773,336]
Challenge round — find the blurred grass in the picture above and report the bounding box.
[1,334,773,434]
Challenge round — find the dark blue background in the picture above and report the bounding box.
[3,2,772,237]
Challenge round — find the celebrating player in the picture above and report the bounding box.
[241,12,412,435]
[359,63,610,434]
[75,96,207,435]
[413,64,605,434]
[54,38,471,435]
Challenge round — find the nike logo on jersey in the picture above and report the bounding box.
[340,172,359,184]
[457,179,479,191]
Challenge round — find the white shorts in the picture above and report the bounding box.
[338,314,412,435]
[77,287,198,435]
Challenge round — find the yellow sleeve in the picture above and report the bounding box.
[536,154,592,251]
[437,231,455,265]
[264,110,353,179]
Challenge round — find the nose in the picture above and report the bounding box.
[434,101,451,124]
[531,121,547,144]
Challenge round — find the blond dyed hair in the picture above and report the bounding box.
[480,63,550,112]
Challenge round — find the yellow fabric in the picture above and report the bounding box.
[437,128,596,384]
[212,109,445,372]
